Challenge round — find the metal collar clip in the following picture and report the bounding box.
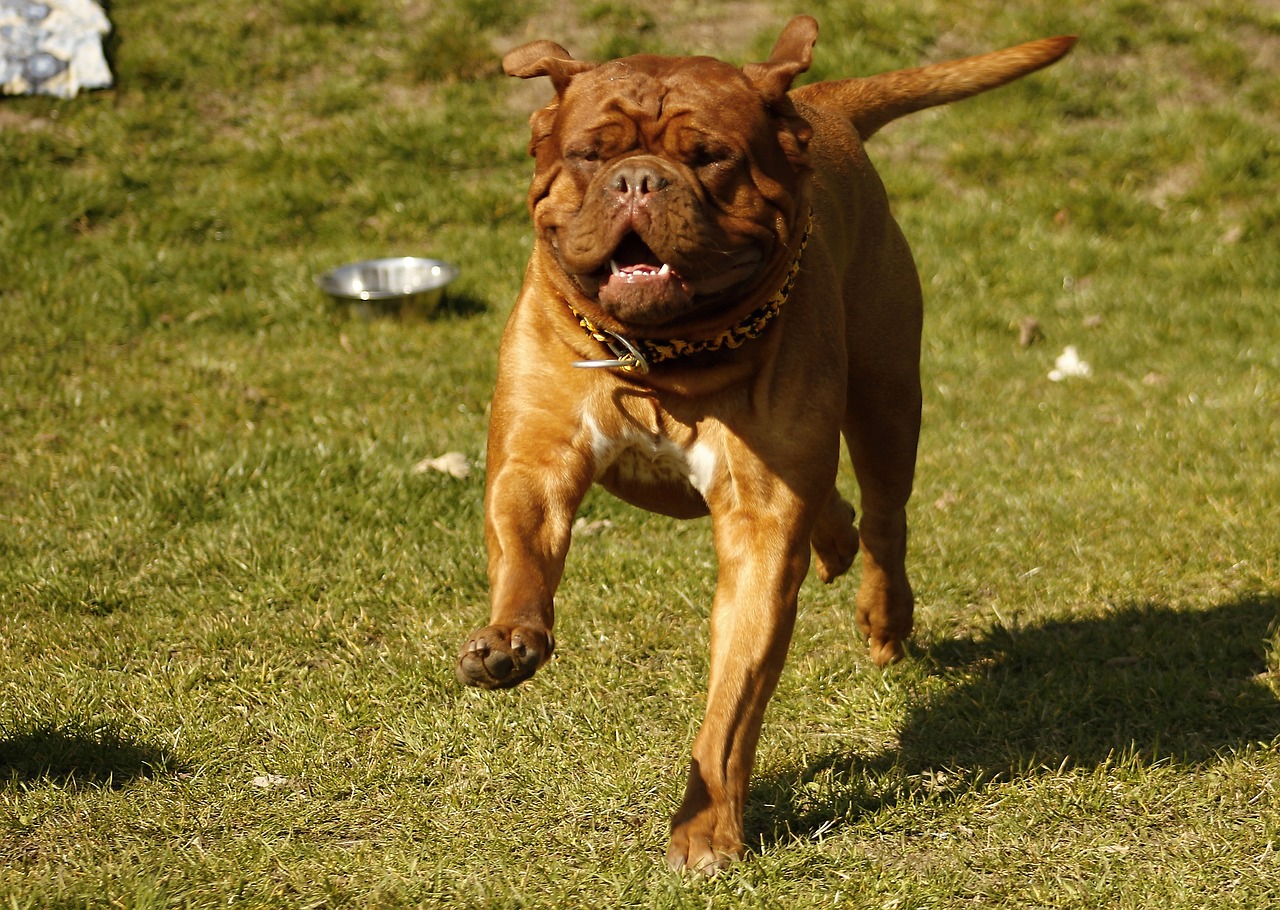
[573,330,651,374]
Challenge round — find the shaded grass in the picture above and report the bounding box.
[1,0,1278,906]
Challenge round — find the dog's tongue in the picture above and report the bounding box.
[598,260,695,322]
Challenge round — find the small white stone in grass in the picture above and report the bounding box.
[412,451,471,479]
[251,774,289,789]
[1048,345,1092,382]
[573,517,614,536]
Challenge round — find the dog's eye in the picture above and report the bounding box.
[689,143,736,170]
[568,147,601,165]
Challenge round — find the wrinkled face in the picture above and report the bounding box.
[524,54,811,333]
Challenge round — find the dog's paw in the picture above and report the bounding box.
[666,820,741,876]
[456,625,553,689]
[856,573,913,668]
[859,613,909,667]
[812,494,858,583]
[867,635,906,667]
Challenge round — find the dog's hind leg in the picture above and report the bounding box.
[811,488,858,583]
[842,374,920,666]
[840,219,924,667]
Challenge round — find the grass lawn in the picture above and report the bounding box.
[1,0,1277,906]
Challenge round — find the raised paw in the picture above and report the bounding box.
[456,625,553,689]
[811,494,858,584]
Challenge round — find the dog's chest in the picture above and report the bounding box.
[583,414,716,501]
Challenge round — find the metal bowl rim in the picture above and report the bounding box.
[315,257,460,301]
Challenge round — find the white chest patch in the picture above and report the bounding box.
[584,415,717,498]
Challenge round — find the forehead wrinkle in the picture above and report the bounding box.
[574,80,670,153]
[615,81,665,126]
[642,106,694,152]
[569,57,758,153]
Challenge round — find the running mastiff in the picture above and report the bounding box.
[456,16,1075,873]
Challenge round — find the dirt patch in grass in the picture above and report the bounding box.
[496,0,777,59]
[0,108,55,132]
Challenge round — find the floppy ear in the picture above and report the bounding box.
[742,15,818,103]
[503,40,597,94]
[503,41,596,160]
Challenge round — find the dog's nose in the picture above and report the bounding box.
[609,162,670,199]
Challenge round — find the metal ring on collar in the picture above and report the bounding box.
[572,330,651,374]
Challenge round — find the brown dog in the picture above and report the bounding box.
[456,16,1074,873]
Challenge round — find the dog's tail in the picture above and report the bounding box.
[792,36,1077,140]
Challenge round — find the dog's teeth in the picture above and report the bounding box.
[658,263,671,276]
[610,260,621,276]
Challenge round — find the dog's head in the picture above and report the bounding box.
[504,16,819,336]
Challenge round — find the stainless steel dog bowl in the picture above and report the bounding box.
[316,257,459,319]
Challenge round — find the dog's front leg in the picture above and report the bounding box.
[667,485,815,874]
[456,404,594,690]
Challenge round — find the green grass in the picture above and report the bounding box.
[2,0,1278,906]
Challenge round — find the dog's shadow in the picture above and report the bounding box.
[753,594,1280,844]
[0,722,186,789]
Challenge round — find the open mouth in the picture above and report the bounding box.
[573,232,763,325]
[601,233,689,291]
